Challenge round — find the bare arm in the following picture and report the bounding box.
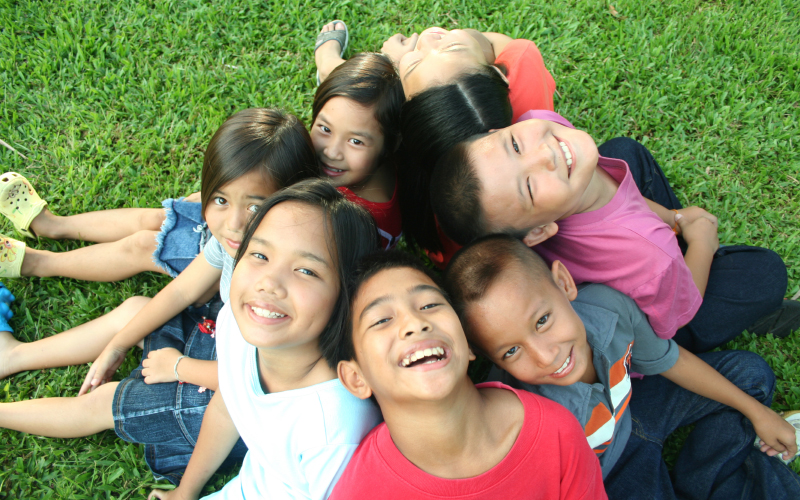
[662,347,797,460]
[142,348,220,392]
[481,32,514,57]
[675,216,718,297]
[80,255,222,395]
[148,392,240,500]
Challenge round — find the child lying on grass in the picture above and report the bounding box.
[445,234,800,499]
[432,110,800,352]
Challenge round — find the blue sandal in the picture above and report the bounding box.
[0,282,14,333]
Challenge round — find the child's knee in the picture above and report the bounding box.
[712,350,776,405]
[141,208,167,232]
[129,230,159,257]
[119,296,151,318]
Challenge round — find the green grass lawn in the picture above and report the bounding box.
[1,0,799,497]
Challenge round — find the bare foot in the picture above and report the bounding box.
[0,330,22,380]
[315,21,348,83]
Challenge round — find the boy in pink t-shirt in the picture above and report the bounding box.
[330,251,605,500]
[431,111,798,351]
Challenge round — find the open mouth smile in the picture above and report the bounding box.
[401,346,447,367]
[555,137,573,177]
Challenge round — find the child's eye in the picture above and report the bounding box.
[214,196,228,206]
[511,136,520,154]
[297,268,318,277]
[420,303,440,311]
[349,138,364,146]
[535,314,549,330]
[503,346,520,359]
[247,204,259,214]
[319,125,331,133]
[251,252,267,261]
[370,317,392,328]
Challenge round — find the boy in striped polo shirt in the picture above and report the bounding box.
[445,234,800,499]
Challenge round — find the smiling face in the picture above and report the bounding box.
[228,201,340,352]
[347,267,474,404]
[469,119,599,234]
[398,27,488,97]
[310,96,385,189]
[204,169,276,257]
[465,260,595,387]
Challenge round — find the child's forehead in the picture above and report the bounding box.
[359,267,440,302]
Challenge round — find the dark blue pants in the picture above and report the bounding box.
[605,351,800,500]
[598,138,788,352]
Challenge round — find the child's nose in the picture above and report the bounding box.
[256,268,288,299]
[397,310,431,339]
[525,339,558,368]
[227,207,247,232]
[324,140,344,160]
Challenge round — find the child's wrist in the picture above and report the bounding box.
[173,355,187,382]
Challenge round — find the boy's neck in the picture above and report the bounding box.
[572,163,619,216]
[256,344,336,394]
[380,377,523,479]
[348,162,394,203]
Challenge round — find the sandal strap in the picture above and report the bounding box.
[314,21,348,57]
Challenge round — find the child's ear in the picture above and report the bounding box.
[522,222,558,247]
[337,360,374,400]
[551,260,578,301]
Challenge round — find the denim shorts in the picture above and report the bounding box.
[112,297,247,484]
[152,198,210,278]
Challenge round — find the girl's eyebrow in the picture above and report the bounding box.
[248,237,331,269]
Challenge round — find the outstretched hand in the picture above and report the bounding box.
[78,344,128,396]
[753,407,798,461]
[142,347,184,384]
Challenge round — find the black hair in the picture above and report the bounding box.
[234,178,379,369]
[444,234,553,337]
[200,108,320,216]
[312,52,404,160]
[338,250,449,363]
[428,136,487,246]
[397,69,511,252]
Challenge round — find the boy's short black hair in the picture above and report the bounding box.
[235,178,379,370]
[312,52,404,159]
[444,234,554,341]
[337,251,449,364]
[429,138,487,246]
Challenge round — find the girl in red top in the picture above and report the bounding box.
[311,52,404,250]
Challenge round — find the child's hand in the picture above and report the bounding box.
[674,206,718,233]
[148,486,196,500]
[78,344,128,396]
[381,33,418,66]
[142,347,184,384]
[676,214,719,254]
[752,406,798,461]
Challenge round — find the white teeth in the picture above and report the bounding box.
[554,355,570,375]
[251,306,286,319]
[559,141,566,146]
[559,142,572,167]
[401,346,445,367]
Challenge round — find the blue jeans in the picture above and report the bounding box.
[113,297,247,484]
[598,138,788,352]
[605,351,800,499]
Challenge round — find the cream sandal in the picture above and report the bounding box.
[0,234,25,278]
[0,172,47,238]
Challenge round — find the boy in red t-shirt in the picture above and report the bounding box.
[330,251,606,500]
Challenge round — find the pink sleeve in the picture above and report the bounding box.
[628,258,703,339]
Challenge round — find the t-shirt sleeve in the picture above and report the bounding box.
[203,237,225,270]
[628,257,702,339]
[553,402,608,500]
[627,300,680,375]
[301,443,359,500]
[494,39,556,121]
